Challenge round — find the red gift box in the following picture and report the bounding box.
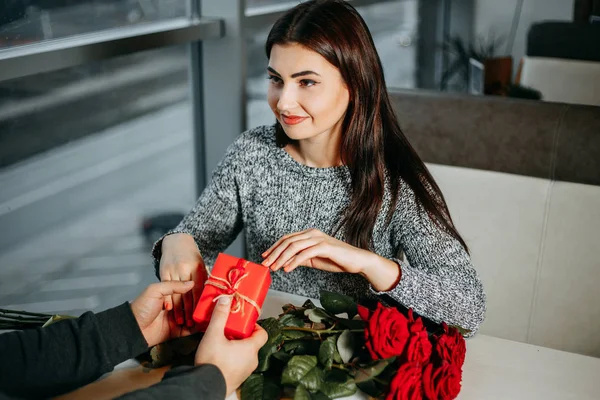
[193,253,271,339]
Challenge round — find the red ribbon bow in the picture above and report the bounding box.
[205,259,261,316]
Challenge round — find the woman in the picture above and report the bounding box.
[153,0,486,335]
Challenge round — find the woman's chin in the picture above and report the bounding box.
[280,125,310,140]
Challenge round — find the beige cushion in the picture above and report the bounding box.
[520,56,600,106]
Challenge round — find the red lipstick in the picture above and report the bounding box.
[281,114,308,125]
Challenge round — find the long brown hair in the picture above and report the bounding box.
[266,0,468,252]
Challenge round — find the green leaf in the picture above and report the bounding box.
[258,318,283,339]
[294,385,312,400]
[336,317,365,331]
[282,303,297,313]
[356,380,385,398]
[282,304,310,318]
[353,357,396,383]
[280,314,306,327]
[282,340,321,356]
[318,336,341,370]
[283,340,314,355]
[319,290,358,318]
[257,318,283,372]
[303,300,318,309]
[304,308,332,324]
[311,393,331,400]
[302,367,325,392]
[281,355,324,392]
[450,324,472,336]
[241,374,281,400]
[283,330,314,340]
[257,344,279,372]
[336,330,354,363]
[273,351,293,363]
[320,370,358,399]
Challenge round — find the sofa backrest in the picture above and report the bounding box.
[519,56,600,106]
[389,89,600,357]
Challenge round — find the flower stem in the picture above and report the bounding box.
[373,377,389,386]
[332,364,348,371]
[282,327,363,335]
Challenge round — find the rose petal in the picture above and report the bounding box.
[357,304,371,321]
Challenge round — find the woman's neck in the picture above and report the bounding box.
[287,126,343,168]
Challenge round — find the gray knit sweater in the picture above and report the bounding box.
[154,125,486,334]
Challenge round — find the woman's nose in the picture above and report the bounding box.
[277,85,297,111]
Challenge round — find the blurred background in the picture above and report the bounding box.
[0,0,598,333]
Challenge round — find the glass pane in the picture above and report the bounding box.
[246,0,293,12]
[0,45,195,317]
[0,0,189,49]
[246,0,419,129]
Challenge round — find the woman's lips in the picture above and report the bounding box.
[281,115,308,125]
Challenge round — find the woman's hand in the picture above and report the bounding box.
[262,228,402,292]
[261,228,373,273]
[159,233,207,327]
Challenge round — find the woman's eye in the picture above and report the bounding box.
[267,75,282,85]
[300,79,317,87]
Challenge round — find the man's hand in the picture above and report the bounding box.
[195,297,269,396]
[130,281,197,347]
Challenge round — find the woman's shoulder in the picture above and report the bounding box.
[234,125,277,150]
[221,125,276,166]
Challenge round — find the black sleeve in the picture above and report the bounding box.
[0,303,148,399]
[115,364,227,400]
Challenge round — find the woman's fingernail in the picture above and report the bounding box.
[187,319,194,327]
[177,317,184,325]
[184,281,194,286]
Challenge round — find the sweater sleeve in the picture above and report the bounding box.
[152,136,245,278]
[115,365,227,400]
[372,183,486,336]
[0,303,148,399]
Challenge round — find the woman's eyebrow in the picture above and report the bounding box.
[267,67,321,78]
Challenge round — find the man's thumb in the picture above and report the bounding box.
[205,296,232,336]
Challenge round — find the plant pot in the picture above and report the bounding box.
[484,56,513,95]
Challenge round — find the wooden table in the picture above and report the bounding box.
[58,290,600,399]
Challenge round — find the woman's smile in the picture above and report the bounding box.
[281,114,309,125]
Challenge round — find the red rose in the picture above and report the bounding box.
[434,323,466,367]
[386,361,423,400]
[405,309,432,364]
[358,303,410,360]
[422,362,462,400]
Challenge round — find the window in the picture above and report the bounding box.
[0,0,189,49]
[0,45,195,315]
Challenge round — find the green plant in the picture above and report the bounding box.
[440,32,506,90]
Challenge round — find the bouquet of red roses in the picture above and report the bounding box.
[241,291,467,400]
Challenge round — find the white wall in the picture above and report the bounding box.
[473,0,574,77]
